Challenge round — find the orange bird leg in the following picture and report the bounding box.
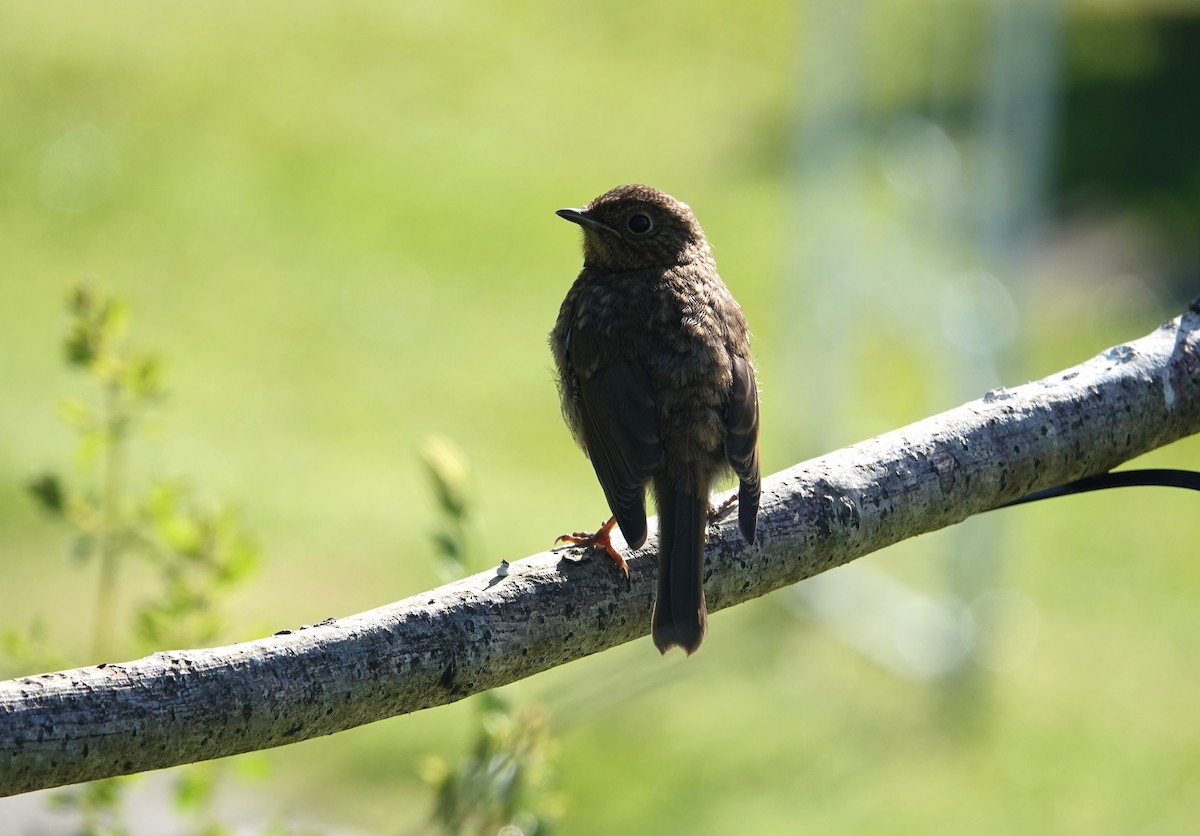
[555,516,629,576]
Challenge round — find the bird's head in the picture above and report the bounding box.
[557,184,709,272]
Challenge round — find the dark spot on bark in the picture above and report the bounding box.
[813,497,833,539]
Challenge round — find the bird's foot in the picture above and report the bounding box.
[555,516,629,576]
[708,494,738,525]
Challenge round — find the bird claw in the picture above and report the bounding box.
[708,494,738,524]
[555,517,630,577]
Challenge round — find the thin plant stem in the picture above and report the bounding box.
[93,382,125,661]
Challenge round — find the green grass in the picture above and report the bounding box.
[2,2,1198,833]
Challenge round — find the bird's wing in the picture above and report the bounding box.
[569,325,662,550]
[725,353,761,543]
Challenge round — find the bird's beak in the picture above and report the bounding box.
[556,208,612,233]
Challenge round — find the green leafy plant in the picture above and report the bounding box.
[422,692,563,836]
[16,283,262,835]
[46,777,130,836]
[419,434,478,582]
[418,436,565,836]
[25,283,259,661]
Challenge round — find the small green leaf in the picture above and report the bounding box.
[144,479,184,517]
[58,397,96,430]
[433,532,462,561]
[91,352,124,384]
[63,324,98,367]
[71,533,96,563]
[217,536,260,583]
[231,753,274,782]
[173,766,216,812]
[126,354,164,401]
[68,282,96,316]
[99,298,128,340]
[159,515,204,556]
[75,427,108,466]
[27,472,65,514]
[419,435,472,519]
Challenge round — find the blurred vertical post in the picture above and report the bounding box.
[947,0,1061,712]
[784,0,1062,699]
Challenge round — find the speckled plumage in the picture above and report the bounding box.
[550,184,761,654]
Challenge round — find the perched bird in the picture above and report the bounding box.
[550,184,760,655]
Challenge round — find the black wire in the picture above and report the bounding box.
[996,469,1200,510]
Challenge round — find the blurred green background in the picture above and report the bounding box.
[2,0,1198,833]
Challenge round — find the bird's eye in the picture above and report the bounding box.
[626,213,653,235]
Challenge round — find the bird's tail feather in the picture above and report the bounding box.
[651,484,708,655]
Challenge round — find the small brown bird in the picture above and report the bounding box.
[550,184,761,655]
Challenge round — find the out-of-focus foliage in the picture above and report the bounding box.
[10,286,261,834]
[419,437,564,835]
[21,285,259,662]
[423,694,563,836]
[419,434,478,581]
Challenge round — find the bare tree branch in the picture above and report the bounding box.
[2,300,1198,797]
